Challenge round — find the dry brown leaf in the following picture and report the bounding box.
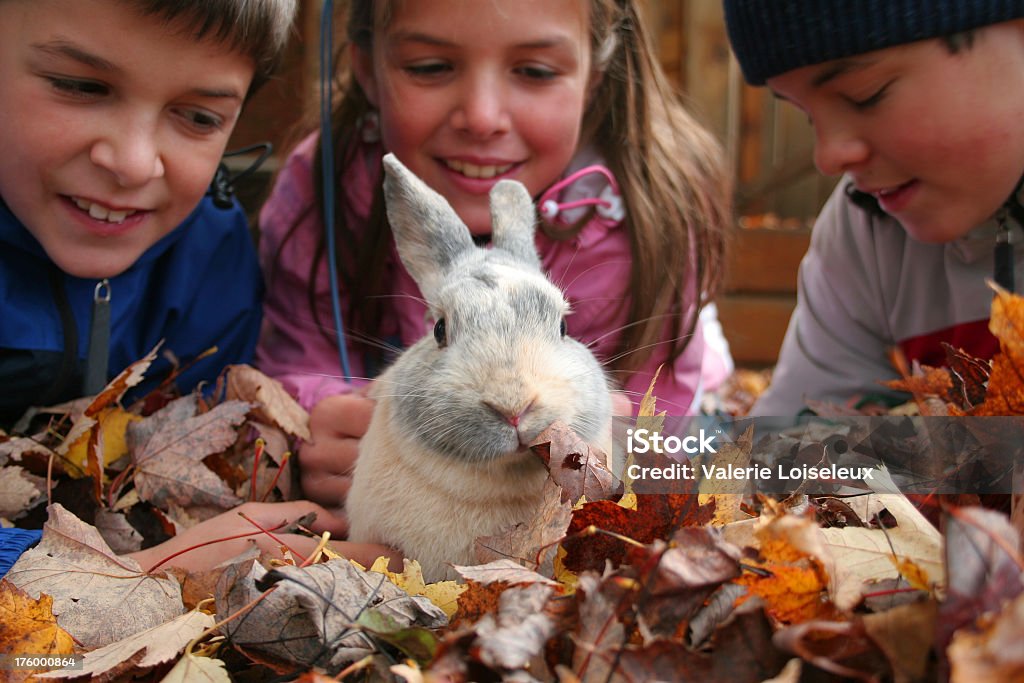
[225,364,311,441]
[990,282,1024,362]
[63,407,141,478]
[158,652,232,683]
[636,530,742,641]
[817,493,943,609]
[862,600,938,683]
[0,466,46,519]
[734,516,835,624]
[84,343,161,417]
[216,558,446,670]
[0,580,75,668]
[454,559,558,587]
[530,421,617,504]
[0,436,57,466]
[474,477,571,577]
[698,426,755,524]
[948,590,1024,683]
[5,504,184,648]
[367,557,466,619]
[36,610,214,680]
[131,400,250,510]
[475,583,556,670]
[93,509,144,554]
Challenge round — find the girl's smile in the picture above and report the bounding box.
[353,0,595,235]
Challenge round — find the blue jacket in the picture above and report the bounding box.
[0,195,263,427]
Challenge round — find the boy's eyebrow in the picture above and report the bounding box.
[32,39,118,72]
[32,39,244,100]
[811,58,873,88]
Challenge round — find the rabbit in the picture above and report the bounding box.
[346,154,613,582]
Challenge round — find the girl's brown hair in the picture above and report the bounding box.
[279,0,731,379]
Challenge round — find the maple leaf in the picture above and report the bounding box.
[530,421,619,504]
[5,504,184,648]
[159,651,232,682]
[216,557,446,672]
[449,560,556,631]
[560,494,713,573]
[816,492,944,609]
[572,572,630,682]
[367,556,466,618]
[733,514,836,625]
[93,508,144,554]
[63,407,141,478]
[130,397,250,511]
[0,466,47,520]
[989,282,1024,362]
[224,364,311,441]
[36,610,214,680]
[473,476,572,576]
[861,600,938,682]
[85,343,161,417]
[0,580,75,672]
[938,506,1024,656]
[615,604,790,683]
[631,529,742,642]
[474,582,558,670]
[947,590,1024,682]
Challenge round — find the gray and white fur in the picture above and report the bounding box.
[346,154,612,582]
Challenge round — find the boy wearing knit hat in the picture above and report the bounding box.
[723,1,1024,416]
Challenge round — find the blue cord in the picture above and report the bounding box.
[319,0,352,380]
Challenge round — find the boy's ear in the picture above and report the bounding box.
[350,43,379,106]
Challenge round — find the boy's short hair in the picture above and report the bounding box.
[724,0,1024,85]
[132,0,297,92]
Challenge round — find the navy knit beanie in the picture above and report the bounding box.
[723,0,1024,85]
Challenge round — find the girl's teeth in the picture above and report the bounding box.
[446,160,513,179]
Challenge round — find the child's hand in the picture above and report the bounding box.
[299,392,376,512]
[128,501,402,573]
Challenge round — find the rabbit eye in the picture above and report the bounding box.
[559,318,567,338]
[434,318,447,347]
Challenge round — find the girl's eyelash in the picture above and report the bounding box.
[517,65,557,80]
[405,62,450,76]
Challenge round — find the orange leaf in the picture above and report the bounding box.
[0,580,76,666]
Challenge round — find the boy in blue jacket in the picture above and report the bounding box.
[0,0,297,428]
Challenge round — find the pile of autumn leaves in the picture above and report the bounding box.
[2,289,1024,682]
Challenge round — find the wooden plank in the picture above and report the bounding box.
[725,229,811,294]
[716,294,797,366]
[682,1,731,141]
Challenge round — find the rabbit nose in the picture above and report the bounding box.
[485,399,535,427]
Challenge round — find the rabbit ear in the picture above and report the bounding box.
[489,180,542,270]
[382,154,475,299]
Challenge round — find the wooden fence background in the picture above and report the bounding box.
[229,0,837,367]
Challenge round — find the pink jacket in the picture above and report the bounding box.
[256,133,721,414]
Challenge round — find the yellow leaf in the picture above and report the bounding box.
[890,556,932,592]
[64,408,141,478]
[0,580,75,662]
[368,557,466,618]
[553,545,578,594]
